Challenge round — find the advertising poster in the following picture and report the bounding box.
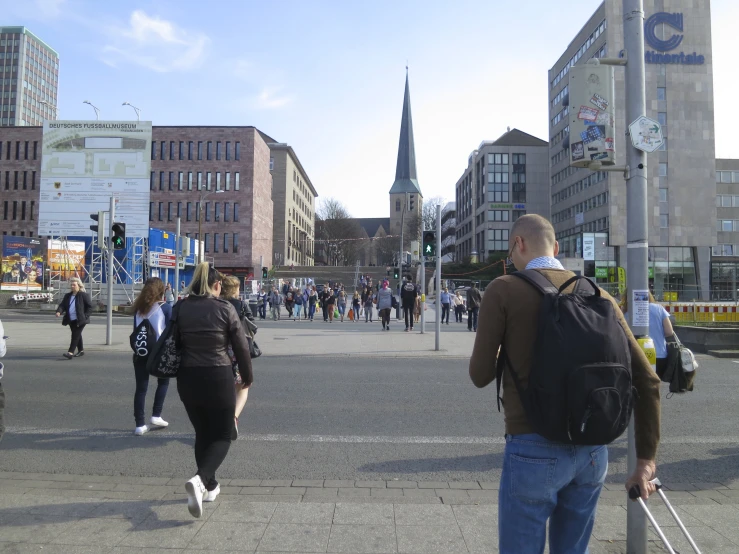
[38,120,152,238]
[632,289,650,328]
[47,239,86,281]
[1,237,45,291]
[582,234,595,261]
[568,65,616,168]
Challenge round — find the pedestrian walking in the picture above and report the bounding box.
[363,288,374,322]
[468,215,661,553]
[269,289,281,320]
[55,277,92,360]
[221,275,254,441]
[453,290,465,322]
[321,284,331,322]
[284,288,294,319]
[337,289,347,322]
[414,294,421,324]
[620,290,675,378]
[308,286,317,321]
[176,263,252,517]
[164,283,175,306]
[376,279,393,331]
[257,288,267,320]
[352,291,361,322]
[293,288,304,321]
[440,287,452,325]
[131,277,172,436]
[466,283,482,332]
[326,286,336,322]
[401,278,418,331]
[0,317,6,444]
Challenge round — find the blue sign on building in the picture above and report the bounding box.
[643,12,705,65]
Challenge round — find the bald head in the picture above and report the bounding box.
[510,214,556,257]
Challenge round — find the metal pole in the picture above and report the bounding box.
[106,196,115,346]
[435,205,442,351]
[259,255,264,291]
[623,0,649,551]
[420,249,425,334]
[174,217,181,298]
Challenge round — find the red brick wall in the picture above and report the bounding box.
[0,127,43,238]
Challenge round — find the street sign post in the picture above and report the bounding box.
[628,115,664,153]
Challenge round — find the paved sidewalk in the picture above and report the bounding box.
[1,472,738,552]
[2,307,476,358]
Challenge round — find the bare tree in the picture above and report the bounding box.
[440,203,457,262]
[422,196,446,231]
[316,198,364,266]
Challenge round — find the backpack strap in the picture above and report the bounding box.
[510,269,559,294]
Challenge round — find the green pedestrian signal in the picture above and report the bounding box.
[111,222,126,250]
[422,231,436,257]
[393,268,399,279]
[262,267,268,279]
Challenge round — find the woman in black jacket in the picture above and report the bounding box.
[55,277,93,359]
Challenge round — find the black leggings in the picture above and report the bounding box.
[403,306,414,329]
[68,321,85,353]
[380,308,392,326]
[177,365,235,491]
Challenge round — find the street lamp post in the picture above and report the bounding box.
[121,102,141,121]
[82,100,100,120]
[39,100,57,120]
[197,189,224,264]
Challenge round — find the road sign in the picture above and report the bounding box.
[149,252,176,268]
[628,116,664,153]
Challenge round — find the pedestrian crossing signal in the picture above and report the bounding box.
[423,231,436,257]
[393,268,399,279]
[262,267,268,279]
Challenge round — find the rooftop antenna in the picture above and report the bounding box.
[507,126,511,132]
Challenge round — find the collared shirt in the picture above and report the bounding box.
[440,291,451,304]
[68,293,78,321]
[526,256,565,271]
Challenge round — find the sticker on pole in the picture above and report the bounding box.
[632,289,650,328]
[628,116,664,153]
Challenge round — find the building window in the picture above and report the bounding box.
[205,202,211,222]
[235,142,240,160]
[179,141,185,160]
[234,203,239,222]
[22,171,27,190]
[188,172,193,190]
[197,172,202,190]
[224,202,230,222]
[216,141,222,160]
[168,171,174,191]
[216,172,221,190]
[167,202,173,221]
[150,171,156,190]
[21,201,26,220]
[207,141,213,160]
[225,172,230,190]
[225,141,231,160]
[223,233,229,253]
[170,141,175,160]
[233,232,239,253]
[512,209,526,222]
[160,141,166,160]
[660,214,669,228]
[269,157,274,171]
[234,172,240,191]
[489,210,510,222]
[204,233,210,253]
[178,172,183,190]
[158,202,163,221]
[489,184,509,203]
[657,87,666,100]
[149,203,154,221]
[659,188,668,203]
[396,200,401,212]
[177,202,182,218]
[187,202,192,221]
[659,163,667,177]
[657,112,667,126]
[188,141,194,160]
[197,141,203,160]
[215,202,221,222]
[213,233,219,253]
[491,229,509,251]
[33,141,38,160]
[207,172,212,190]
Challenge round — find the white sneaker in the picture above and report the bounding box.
[185,475,206,518]
[203,484,220,502]
[150,416,169,428]
[134,425,149,436]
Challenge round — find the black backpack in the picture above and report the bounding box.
[130,316,156,366]
[496,270,633,445]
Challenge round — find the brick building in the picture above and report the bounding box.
[0,125,277,279]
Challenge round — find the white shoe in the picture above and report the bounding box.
[185,475,206,518]
[150,416,169,428]
[203,484,220,502]
[134,425,149,436]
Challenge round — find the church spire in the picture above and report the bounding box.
[389,68,422,196]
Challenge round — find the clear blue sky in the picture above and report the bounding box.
[8,0,737,217]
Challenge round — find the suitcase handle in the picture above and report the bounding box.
[628,477,663,500]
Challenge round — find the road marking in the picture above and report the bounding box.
[6,428,739,445]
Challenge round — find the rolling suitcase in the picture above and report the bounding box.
[628,478,702,554]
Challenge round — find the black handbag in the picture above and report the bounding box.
[146,300,182,379]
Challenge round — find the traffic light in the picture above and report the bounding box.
[262,267,268,279]
[393,268,399,279]
[89,211,105,247]
[423,231,436,257]
[111,222,126,250]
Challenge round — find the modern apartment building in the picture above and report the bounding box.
[454,128,549,262]
[548,0,715,299]
[0,125,280,279]
[0,26,59,127]
[268,143,317,267]
[714,159,739,299]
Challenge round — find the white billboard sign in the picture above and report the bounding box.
[149,252,176,268]
[38,121,152,238]
[583,234,596,261]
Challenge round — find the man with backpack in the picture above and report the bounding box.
[468,215,661,554]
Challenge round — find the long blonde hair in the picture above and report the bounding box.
[188,263,222,297]
[69,277,86,292]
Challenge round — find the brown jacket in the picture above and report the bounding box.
[469,268,661,460]
[177,295,253,386]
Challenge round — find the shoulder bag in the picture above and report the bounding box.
[146,300,183,379]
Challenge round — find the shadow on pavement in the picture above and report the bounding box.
[0,429,193,452]
[357,452,503,473]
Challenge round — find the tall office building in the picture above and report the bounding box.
[0,26,59,127]
[548,1,715,299]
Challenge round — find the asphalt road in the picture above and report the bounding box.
[1,332,738,486]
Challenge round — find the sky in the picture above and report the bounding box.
[6,0,738,218]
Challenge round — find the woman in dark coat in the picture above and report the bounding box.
[55,277,93,359]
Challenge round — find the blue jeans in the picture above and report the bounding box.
[258,304,266,319]
[499,433,607,554]
[294,304,302,319]
[134,361,169,427]
[309,304,316,320]
[467,307,479,330]
[353,305,360,320]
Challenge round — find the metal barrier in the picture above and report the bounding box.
[662,302,739,323]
